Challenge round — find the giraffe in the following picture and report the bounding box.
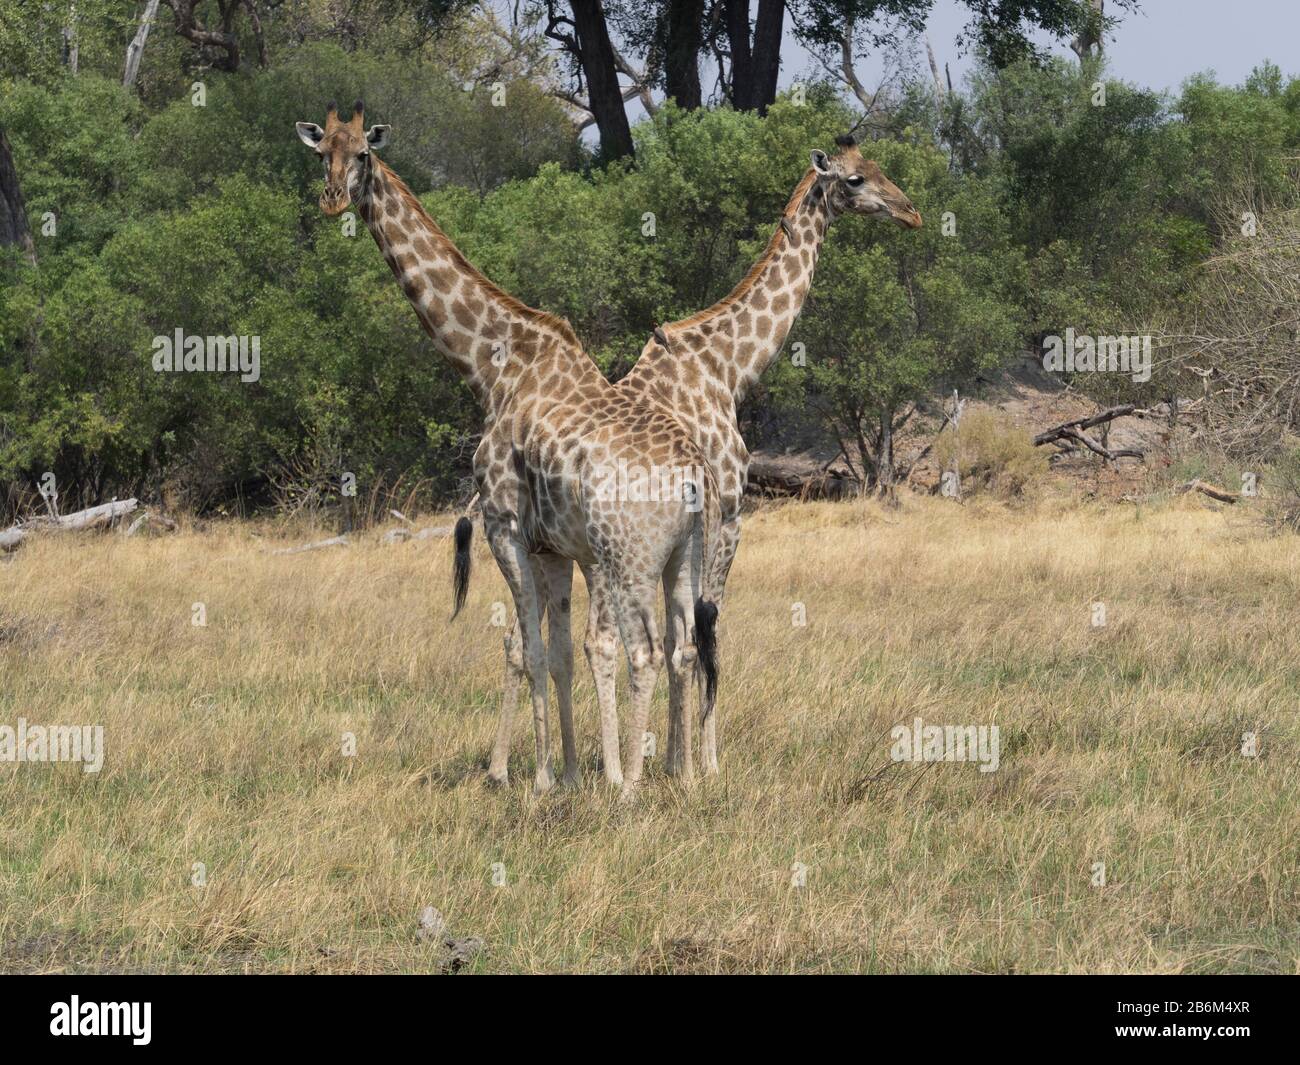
[615,134,923,776]
[487,136,922,782]
[294,101,724,798]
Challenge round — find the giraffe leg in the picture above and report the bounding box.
[486,559,575,786]
[486,615,525,786]
[698,517,739,777]
[539,555,579,787]
[662,545,698,784]
[663,581,683,776]
[484,524,554,797]
[615,576,666,803]
[581,563,622,786]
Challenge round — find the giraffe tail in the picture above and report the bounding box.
[450,515,473,621]
[694,598,719,705]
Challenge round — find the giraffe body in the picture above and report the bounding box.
[617,139,923,772]
[491,138,921,781]
[295,103,724,797]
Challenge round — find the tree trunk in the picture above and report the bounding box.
[1,125,40,373]
[724,0,754,108]
[0,128,36,265]
[1,499,140,552]
[749,0,784,114]
[925,33,945,104]
[124,0,162,87]
[569,0,636,160]
[163,0,242,73]
[63,6,80,74]
[876,406,895,498]
[1070,0,1105,62]
[664,0,705,109]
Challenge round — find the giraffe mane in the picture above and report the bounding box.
[373,159,582,350]
[664,168,818,334]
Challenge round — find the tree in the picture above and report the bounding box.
[0,127,36,265]
[162,0,267,73]
[123,0,163,88]
[546,0,637,160]
[664,0,706,108]
[1069,0,1105,61]
[725,0,786,113]
[953,0,1138,69]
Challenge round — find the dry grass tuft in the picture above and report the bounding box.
[1,497,1296,973]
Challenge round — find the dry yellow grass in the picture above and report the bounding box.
[1,495,1297,973]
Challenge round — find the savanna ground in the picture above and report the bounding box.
[1,494,1297,974]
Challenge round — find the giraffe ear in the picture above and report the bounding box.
[365,125,391,151]
[296,122,324,149]
[810,149,833,176]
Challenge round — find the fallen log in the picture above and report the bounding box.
[124,510,178,537]
[1032,405,1143,445]
[1176,479,1240,504]
[746,453,856,500]
[1050,426,1144,462]
[1034,406,1147,462]
[271,535,350,555]
[0,498,138,551]
[381,524,453,545]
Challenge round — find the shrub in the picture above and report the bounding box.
[933,409,1048,498]
[1265,446,1300,532]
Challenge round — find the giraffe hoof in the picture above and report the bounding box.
[616,783,639,806]
[561,770,581,789]
[485,769,509,788]
[532,769,556,798]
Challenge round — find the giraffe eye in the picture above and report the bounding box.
[846,175,865,188]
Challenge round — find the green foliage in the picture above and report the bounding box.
[1176,67,1300,218]
[625,95,857,322]
[0,47,572,512]
[3,26,1299,514]
[0,0,133,90]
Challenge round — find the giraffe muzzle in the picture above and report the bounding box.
[320,189,350,216]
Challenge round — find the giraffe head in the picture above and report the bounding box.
[810,135,922,229]
[295,100,391,216]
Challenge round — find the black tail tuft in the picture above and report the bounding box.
[694,598,719,704]
[451,516,473,620]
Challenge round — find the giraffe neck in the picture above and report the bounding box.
[659,168,833,406]
[358,158,581,417]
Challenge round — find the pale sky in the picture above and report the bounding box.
[595,0,1296,131]
[790,0,1294,97]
